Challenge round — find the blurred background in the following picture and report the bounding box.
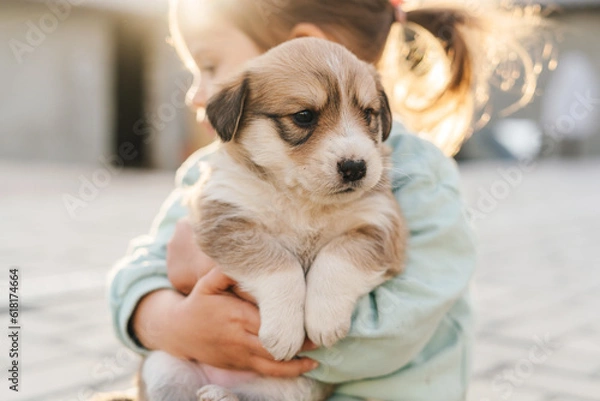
[0,1,599,401]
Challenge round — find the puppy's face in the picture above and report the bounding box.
[206,38,392,204]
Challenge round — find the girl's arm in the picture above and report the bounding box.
[302,132,476,389]
[108,140,209,352]
[109,184,191,354]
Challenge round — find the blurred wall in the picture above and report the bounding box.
[459,6,600,160]
[0,0,200,169]
[541,10,600,157]
[143,22,198,170]
[0,2,115,164]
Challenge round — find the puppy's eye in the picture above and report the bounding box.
[364,108,375,125]
[292,110,318,127]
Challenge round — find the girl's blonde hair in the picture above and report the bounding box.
[170,0,554,155]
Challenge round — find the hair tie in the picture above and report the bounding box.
[390,0,406,24]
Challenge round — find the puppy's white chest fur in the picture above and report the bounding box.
[199,150,364,270]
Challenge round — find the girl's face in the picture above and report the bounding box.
[182,19,262,134]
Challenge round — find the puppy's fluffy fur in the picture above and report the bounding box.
[141,38,407,401]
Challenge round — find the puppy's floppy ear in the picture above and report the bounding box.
[206,74,250,142]
[379,89,393,142]
[370,67,393,141]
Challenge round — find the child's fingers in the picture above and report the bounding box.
[239,306,261,335]
[196,268,237,295]
[231,285,257,304]
[246,334,278,360]
[249,355,319,378]
[300,338,319,352]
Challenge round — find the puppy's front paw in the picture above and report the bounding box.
[197,385,239,401]
[259,311,305,361]
[305,295,353,348]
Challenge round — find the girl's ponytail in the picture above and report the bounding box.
[379,1,554,155]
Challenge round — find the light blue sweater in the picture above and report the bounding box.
[109,123,476,401]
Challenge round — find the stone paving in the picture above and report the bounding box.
[1,158,599,401]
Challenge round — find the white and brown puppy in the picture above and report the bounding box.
[141,37,406,401]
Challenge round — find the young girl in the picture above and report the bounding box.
[108,1,546,400]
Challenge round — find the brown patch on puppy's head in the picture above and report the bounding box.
[206,38,394,204]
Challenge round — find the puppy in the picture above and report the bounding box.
[141,37,407,401]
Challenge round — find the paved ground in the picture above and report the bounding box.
[1,157,599,401]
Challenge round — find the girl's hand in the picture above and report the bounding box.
[167,218,257,303]
[166,218,216,294]
[133,270,318,377]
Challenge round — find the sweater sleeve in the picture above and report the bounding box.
[302,131,477,383]
[108,144,218,354]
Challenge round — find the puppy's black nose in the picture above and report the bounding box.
[338,159,367,182]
